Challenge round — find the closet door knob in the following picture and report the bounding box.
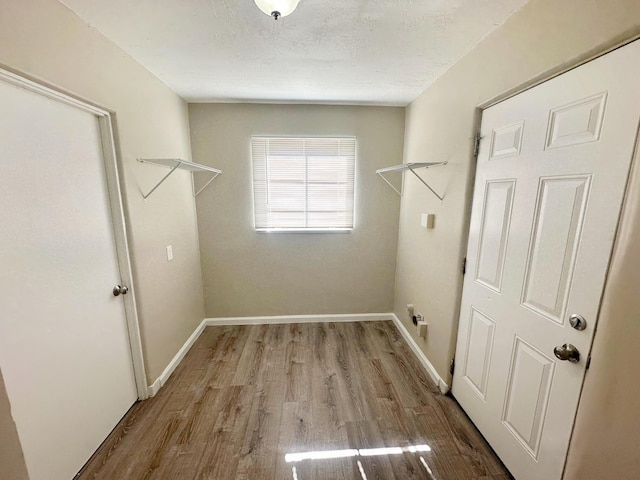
[112,285,129,296]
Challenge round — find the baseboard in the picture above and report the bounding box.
[146,318,207,397]
[146,313,448,397]
[390,313,450,394]
[147,377,161,397]
[205,312,394,326]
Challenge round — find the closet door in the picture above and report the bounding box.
[0,78,137,480]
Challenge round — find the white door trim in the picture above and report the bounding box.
[479,35,640,111]
[0,68,148,400]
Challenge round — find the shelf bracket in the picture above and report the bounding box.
[139,160,182,199]
[376,162,447,200]
[192,171,221,197]
[407,164,445,201]
[138,158,222,199]
[377,170,403,196]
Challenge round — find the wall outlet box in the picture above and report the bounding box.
[417,320,428,338]
[166,245,173,261]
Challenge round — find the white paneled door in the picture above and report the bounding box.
[0,78,138,479]
[453,40,640,480]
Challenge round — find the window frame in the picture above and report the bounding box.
[250,135,357,233]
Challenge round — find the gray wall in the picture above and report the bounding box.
[0,0,205,385]
[189,103,404,317]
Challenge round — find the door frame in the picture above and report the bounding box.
[0,67,148,400]
[452,35,640,477]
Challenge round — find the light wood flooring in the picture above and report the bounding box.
[76,321,511,480]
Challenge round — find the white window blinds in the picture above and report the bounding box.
[251,136,356,231]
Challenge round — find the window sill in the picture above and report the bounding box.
[255,228,352,234]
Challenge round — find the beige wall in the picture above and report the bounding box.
[394,0,640,385]
[395,0,640,477]
[563,134,640,479]
[189,104,403,317]
[0,369,29,480]
[0,0,205,384]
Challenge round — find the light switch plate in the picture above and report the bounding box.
[166,245,173,261]
[421,213,435,229]
[426,214,435,229]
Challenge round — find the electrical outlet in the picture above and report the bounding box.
[166,245,173,261]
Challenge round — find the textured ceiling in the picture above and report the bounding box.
[59,0,528,105]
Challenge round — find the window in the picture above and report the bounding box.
[251,136,356,231]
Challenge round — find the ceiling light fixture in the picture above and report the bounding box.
[254,0,301,20]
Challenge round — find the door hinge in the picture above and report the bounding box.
[586,354,591,370]
[462,257,467,275]
[450,358,455,376]
[473,133,482,157]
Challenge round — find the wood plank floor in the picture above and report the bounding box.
[76,321,512,480]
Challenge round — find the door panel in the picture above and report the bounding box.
[501,337,554,458]
[0,79,137,480]
[475,180,515,292]
[545,92,607,149]
[490,121,525,159]
[453,40,640,480]
[462,308,496,399]
[522,176,591,323]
